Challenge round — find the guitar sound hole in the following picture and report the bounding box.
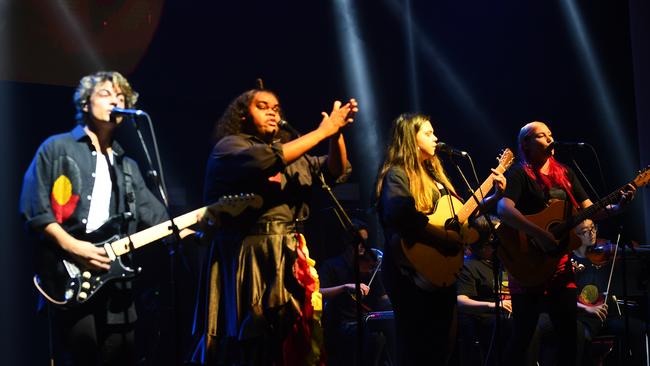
[547,222,564,240]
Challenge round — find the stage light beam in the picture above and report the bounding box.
[559,0,637,175]
[332,0,382,201]
[384,0,504,146]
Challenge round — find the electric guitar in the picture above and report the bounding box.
[497,167,650,287]
[33,193,262,308]
[401,149,514,287]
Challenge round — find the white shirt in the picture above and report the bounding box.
[85,151,114,233]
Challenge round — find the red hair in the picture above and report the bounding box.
[521,157,579,208]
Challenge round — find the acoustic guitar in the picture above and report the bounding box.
[497,167,650,287]
[34,193,262,308]
[401,149,514,287]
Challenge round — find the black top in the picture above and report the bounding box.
[377,166,432,246]
[20,125,168,323]
[457,258,499,317]
[457,258,496,302]
[502,164,589,215]
[20,125,168,234]
[204,133,349,227]
[572,254,611,298]
[377,166,444,290]
[202,132,351,339]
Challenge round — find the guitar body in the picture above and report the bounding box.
[401,195,472,288]
[401,240,464,288]
[496,200,582,287]
[401,149,515,288]
[34,232,137,307]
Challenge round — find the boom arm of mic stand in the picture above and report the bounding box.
[314,168,366,366]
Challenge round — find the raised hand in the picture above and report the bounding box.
[318,98,358,137]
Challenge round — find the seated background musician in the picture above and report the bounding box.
[571,219,647,365]
[456,216,513,366]
[319,219,394,366]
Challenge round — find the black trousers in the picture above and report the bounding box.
[50,304,136,366]
[324,320,393,366]
[580,313,647,365]
[457,313,513,366]
[504,288,578,366]
[385,275,457,366]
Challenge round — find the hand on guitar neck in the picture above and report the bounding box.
[595,183,636,219]
[196,203,224,244]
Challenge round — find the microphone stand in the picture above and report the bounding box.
[448,153,504,366]
[320,172,368,366]
[127,113,183,366]
[283,125,368,366]
[618,228,632,363]
[568,147,637,361]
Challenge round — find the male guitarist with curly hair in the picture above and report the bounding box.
[20,71,169,366]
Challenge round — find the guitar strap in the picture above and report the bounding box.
[121,159,138,235]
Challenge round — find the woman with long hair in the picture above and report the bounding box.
[375,113,505,365]
[497,121,635,366]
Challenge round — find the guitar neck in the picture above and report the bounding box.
[110,206,206,256]
[457,165,506,224]
[568,184,627,227]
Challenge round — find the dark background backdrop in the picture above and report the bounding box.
[1,1,648,365]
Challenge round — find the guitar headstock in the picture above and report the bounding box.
[632,166,650,188]
[496,148,515,172]
[211,193,263,217]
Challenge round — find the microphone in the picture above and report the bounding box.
[551,141,586,148]
[436,142,468,157]
[278,119,302,137]
[111,107,145,116]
